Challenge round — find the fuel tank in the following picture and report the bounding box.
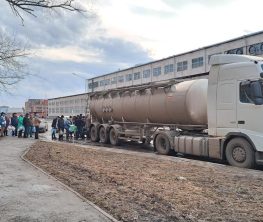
[90,79,208,125]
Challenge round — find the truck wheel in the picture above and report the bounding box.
[99,126,109,144]
[155,134,171,155]
[225,138,255,168]
[90,125,99,142]
[109,128,120,146]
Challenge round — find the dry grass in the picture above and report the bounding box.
[25,141,263,222]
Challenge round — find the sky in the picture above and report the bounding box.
[1,0,263,107]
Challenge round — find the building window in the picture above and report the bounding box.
[226,47,243,55]
[164,64,174,74]
[99,80,104,86]
[126,74,133,81]
[248,43,263,55]
[134,72,141,80]
[192,57,204,69]
[153,67,161,76]
[143,69,151,78]
[177,61,188,71]
[118,76,124,83]
[104,79,110,86]
[111,77,117,84]
[89,81,98,89]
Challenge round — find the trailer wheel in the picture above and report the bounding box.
[99,126,109,144]
[225,138,255,168]
[90,125,99,142]
[109,128,120,146]
[155,134,171,155]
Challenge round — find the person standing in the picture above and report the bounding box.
[29,114,34,138]
[64,117,72,140]
[57,115,65,141]
[33,113,41,139]
[23,113,30,138]
[51,116,58,140]
[11,113,18,136]
[17,115,24,138]
[4,114,10,136]
[75,115,81,139]
[0,112,6,137]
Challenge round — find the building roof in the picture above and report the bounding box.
[48,93,88,101]
[87,30,263,80]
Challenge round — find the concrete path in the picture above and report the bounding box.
[0,136,113,222]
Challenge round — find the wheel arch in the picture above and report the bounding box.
[223,132,256,160]
[153,130,178,152]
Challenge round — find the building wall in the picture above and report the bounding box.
[48,93,88,118]
[86,31,263,93]
[25,99,48,118]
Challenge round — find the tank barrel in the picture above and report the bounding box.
[90,79,208,126]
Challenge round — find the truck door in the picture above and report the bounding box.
[237,80,263,133]
[216,80,237,133]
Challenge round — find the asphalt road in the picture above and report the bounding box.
[0,136,114,222]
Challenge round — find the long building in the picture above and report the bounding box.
[48,93,88,118]
[86,31,263,93]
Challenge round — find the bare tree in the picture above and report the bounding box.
[0,1,85,92]
[6,0,84,22]
[0,34,29,92]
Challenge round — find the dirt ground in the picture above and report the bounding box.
[25,141,263,222]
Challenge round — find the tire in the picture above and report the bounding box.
[225,138,255,168]
[155,134,171,155]
[109,128,120,146]
[99,126,109,144]
[90,125,99,142]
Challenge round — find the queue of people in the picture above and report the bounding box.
[0,112,41,139]
[51,114,87,141]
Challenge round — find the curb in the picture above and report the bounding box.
[21,145,119,222]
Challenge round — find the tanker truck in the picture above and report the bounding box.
[88,54,263,168]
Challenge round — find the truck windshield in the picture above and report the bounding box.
[240,80,263,105]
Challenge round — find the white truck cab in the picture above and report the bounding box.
[208,54,263,168]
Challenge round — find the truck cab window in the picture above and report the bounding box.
[240,80,263,105]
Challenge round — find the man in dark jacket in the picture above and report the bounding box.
[51,116,58,140]
[11,113,18,136]
[23,113,30,138]
[57,115,64,141]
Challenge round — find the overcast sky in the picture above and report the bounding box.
[1,0,263,107]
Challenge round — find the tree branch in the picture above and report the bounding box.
[0,33,29,92]
[6,0,85,22]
